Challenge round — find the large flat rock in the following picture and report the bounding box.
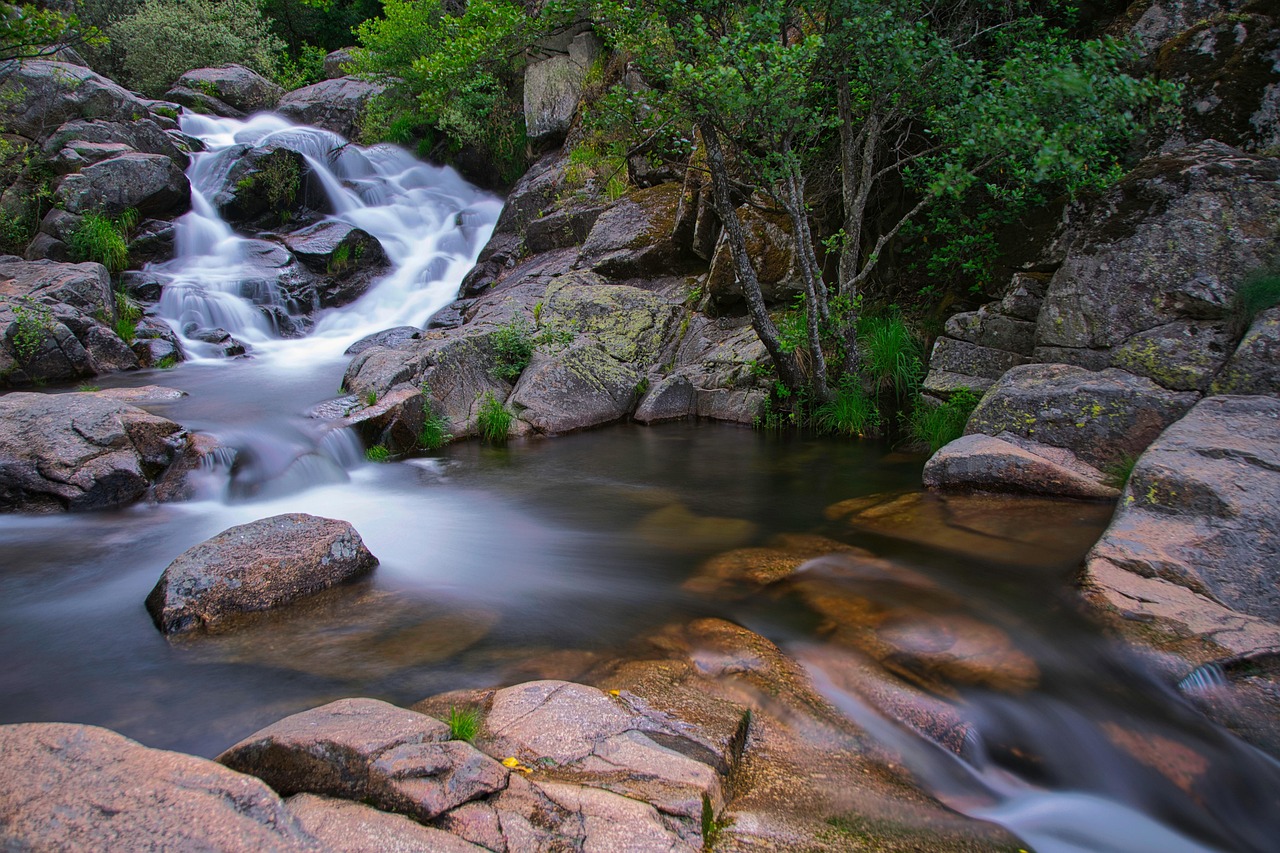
[0,723,316,851]
[145,513,378,634]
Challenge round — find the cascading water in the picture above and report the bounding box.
[153,113,501,359]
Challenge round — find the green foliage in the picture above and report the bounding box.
[814,384,878,438]
[156,353,179,369]
[489,315,534,382]
[365,443,390,462]
[363,388,378,406]
[701,793,733,851]
[262,0,381,55]
[328,242,351,274]
[113,291,142,343]
[1102,452,1139,490]
[69,209,137,273]
[445,706,480,742]
[857,310,924,398]
[906,389,980,454]
[351,0,539,180]
[10,299,54,362]
[1232,272,1280,326]
[77,383,102,392]
[476,390,511,444]
[110,0,286,96]
[238,151,301,215]
[0,138,54,256]
[1,2,104,62]
[418,396,453,450]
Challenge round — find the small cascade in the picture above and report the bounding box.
[150,113,502,359]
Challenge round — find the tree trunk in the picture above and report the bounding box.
[700,121,806,391]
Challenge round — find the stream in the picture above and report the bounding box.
[2,114,1278,853]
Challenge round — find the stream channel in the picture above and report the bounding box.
[2,115,1278,853]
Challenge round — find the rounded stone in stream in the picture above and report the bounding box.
[145,513,379,635]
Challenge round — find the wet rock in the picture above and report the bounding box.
[214,146,330,232]
[131,316,185,367]
[345,326,422,355]
[280,220,390,307]
[285,794,485,852]
[188,326,249,358]
[219,698,508,822]
[924,433,1120,500]
[92,384,186,403]
[524,27,604,147]
[577,183,698,279]
[706,204,801,306]
[965,363,1200,469]
[128,218,178,266]
[1211,306,1280,394]
[0,723,315,851]
[173,65,283,114]
[56,152,191,218]
[277,77,384,140]
[1084,395,1280,629]
[145,513,379,634]
[1036,143,1280,357]
[426,300,471,329]
[0,391,188,512]
[685,533,864,594]
[337,385,428,453]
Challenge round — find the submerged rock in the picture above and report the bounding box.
[145,513,379,634]
[0,723,315,851]
[0,391,189,512]
[924,433,1119,500]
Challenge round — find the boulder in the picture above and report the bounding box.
[525,204,603,253]
[285,794,485,852]
[0,723,315,851]
[322,48,355,80]
[128,218,179,266]
[923,433,1119,500]
[577,183,698,279]
[0,391,188,512]
[174,65,283,114]
[706,204,801,306]
[1211,306,1280,394]
[213,146,330,231]
[1109,319,1236,391]
[523,27,604,147]
[218,698,508,822]
[279,220,390,307]
[1085,395,1280,626]
[145,514,378,634]
[965,363,1200,468]
[944,306,1037,354]
[1035,143,1280,375]
[41,118,190,170]
[0,60,155,141]
[345,326,422,355]
[164,85,246,118]
[56,152,191,218]
[277,77,384,140]
[187,326,249,358]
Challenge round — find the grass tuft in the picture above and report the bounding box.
[906,388,980,453]
[1102,452,1140,489]
[1233,272,1280,327]
[490,315,534,382]
[365,444,390,462]
[419,402,453,450]
[69,209,137,273]
[446,706,480,742]
[476,390,512,444]
[858,310,925,398]
[814,384,879,437]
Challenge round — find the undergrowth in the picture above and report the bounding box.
[476,390,511,444]
[69,209,138,273]
[906,388,980,453]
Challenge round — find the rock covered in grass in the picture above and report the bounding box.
[145,513,378,634]
[0,723,316,851]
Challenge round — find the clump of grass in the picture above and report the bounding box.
[77,383,101,392]
[476,390,512,444]
[814,384,879,438]
[363,389,379,407]
[156,353,179,369]
[419,403,453,450]
[701,793,733,851]
[114,291,142,343]
[858,310,924,398]
[68,209,137,273]
[906,388,980,453]
[1102,452,1140,489]
[446,706,480,742]
[365,444,390,462]
[1232,271,1280,327]
[490,315,534,382]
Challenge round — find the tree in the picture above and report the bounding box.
[0,2,102,63]
[597,0,1176,400]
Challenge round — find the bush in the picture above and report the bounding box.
[858,310,924,398]
[489,316,534,382]
[10,299,55,362]
[814,385,879,438]
[476,390,511,444]
[1233,272,1280,328]
[69,210,136,273]
[906,388,980,453]
[110,0,285,96]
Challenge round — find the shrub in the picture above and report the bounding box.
[814,385,879,438]
[906,388,980,453]
[365,444,390,462]
[68,209,136,273]
[858,310,924,398]
[476,390,511,444]
[110,0,285,97]
[490,315,534,382]
[10,299,55,362]
[445,706,480,742]
[1232,272,1280,328]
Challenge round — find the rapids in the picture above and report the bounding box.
[1,114,1277,853]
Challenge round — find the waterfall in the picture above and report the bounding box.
[150,113,502,360]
